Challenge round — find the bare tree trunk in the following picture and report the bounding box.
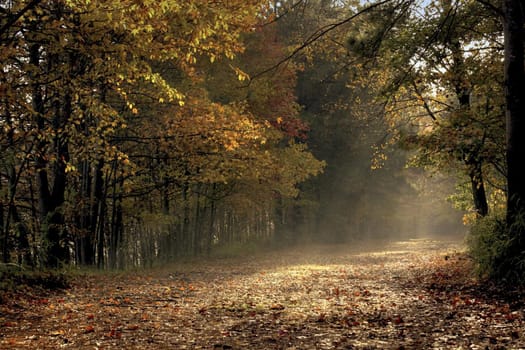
[109,176,123,269]
[77,160,95,266]
[178,183,190,255]
[95,160,107,269]
[0,179,5,263]
[504,0,525,223]
[193,186,202,255]
[467,160,489,217]
[207,190,216,255]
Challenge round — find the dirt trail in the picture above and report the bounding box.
[1,237,524,349]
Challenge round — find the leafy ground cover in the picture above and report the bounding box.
[1,237,524,349]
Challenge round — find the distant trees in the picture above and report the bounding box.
[267,0,463,242]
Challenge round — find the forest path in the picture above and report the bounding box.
[2,236,525,349]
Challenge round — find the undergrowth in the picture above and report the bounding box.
[0,265,70,303]
[468,210,525,285]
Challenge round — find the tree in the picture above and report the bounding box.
[490,0,525,279]
[503,0,525,224]
[337,0,505,221]
[1,0,325,267]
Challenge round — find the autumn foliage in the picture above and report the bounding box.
[0,0,323,268]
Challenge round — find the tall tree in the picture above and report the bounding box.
[497,0,525,277]
[503,0,525,224]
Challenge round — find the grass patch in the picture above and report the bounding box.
[0,265,70,303]
[209,241,264,258]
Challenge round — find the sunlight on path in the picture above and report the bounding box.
[2,237,524,349]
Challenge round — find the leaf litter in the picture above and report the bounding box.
[1,237,524,349]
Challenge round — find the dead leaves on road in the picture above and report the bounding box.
[1,238,524,349]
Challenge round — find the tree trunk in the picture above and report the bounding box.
[161,157,170,216]
[182,184,191,255]
[0,180,5,263]
[95,160,107,269]
[446,11,490,217]
[467,160,489,217]
[109,176,123,269]
[504,0,525,223]
[30,42,69,267]
[7,154,32,265]
[207,194,216,255]
[193,186,202,255]
[77,160,94,266]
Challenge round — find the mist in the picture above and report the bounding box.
[297,146,466,246]
[288,59,467,247]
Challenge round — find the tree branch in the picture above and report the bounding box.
[0,0,43,37]
[475,0,503,17]
[249,0,396,82]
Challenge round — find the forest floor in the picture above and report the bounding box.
[1,236,525,349]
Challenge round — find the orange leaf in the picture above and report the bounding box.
[107,329,122,338]
[270,304,285,310]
